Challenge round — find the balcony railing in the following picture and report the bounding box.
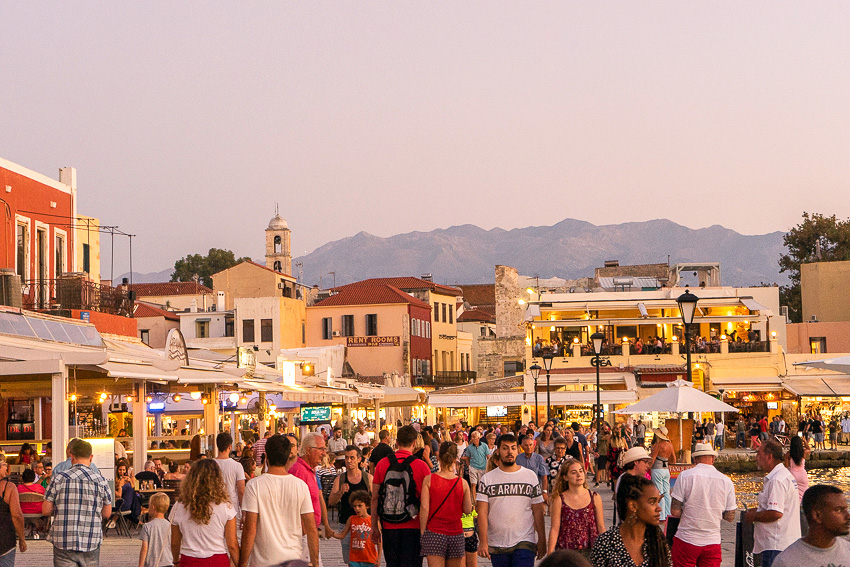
[21,277,134,316]
[415,371,476,388]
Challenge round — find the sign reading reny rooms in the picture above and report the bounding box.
[346,336,400,347]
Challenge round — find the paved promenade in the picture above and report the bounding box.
[22,481,741,567]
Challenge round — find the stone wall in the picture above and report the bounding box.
[474,265,526,381]
[714,450,850,474]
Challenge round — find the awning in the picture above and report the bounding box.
[427,391,526,408]
[782,376,850,397]
[708,376,783,392]
[354,384,385,400]
[523,304,541,322]
[381,387,425,407]
[98,361,178,382]
[550,390,638,405]
[740,298,774,317]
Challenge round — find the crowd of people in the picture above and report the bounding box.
[0,416,846,567]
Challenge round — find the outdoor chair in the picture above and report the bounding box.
[19,491,49,539]
[104,498,134,537]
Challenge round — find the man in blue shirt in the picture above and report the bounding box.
[53,438,101,476]
[516,434,548,501]
[462,430,491,493]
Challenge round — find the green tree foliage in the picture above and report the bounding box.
[171,248,251,288]
[778,213,850,322]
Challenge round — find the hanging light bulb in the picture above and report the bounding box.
[145,395,153,403]
[239,396,248,405]
[69,393,77,402]
[201,395,209,405]
[126,395,134,403]
[229,392,240,404]
[172,394,182,402]
[269,404,277,413]
[190,391,202,400]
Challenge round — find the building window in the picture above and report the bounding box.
[55,234,66,276]
[261,318,273,342]
[225,316,234,337]
[16,222,28,278]
[442,303,447,323]
[434,350,439,371]
[810,337,827,354]
[274,260,282,272]
[242,319,255,343]
[82,243,91,274]
[366,314,378,336]
[274,235,282,254]
[426,321,431,338]
[140,329,150,345]
[322,317,333,340]
[196,320,210,338]
[302,322,306,344]
[342,315,355,337]
[448,304,453,324]
[434,304,440,323]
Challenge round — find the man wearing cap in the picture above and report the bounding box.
[670,443,737,567]
[613,446,652,524]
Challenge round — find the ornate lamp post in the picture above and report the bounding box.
[542,354,554,424]
[591,331,606,440]
[529,363,541,425]
[677,290,699,383]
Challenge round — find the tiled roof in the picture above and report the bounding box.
[457,308,495,323]
[133,302,179,321]
[128,282,213,296]
[457,284,495,308]
[335,277,462,297]
[314,285,432,309]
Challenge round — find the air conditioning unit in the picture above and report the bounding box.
[811,315,818,322]
[0,269,22,308]
[779,306,789,319]
[332,331,339,337]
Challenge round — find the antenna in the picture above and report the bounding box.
[275,202,279,216]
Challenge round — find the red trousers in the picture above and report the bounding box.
[672,537,722,567]
[178,554,230,567]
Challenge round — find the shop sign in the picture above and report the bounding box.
[165,328,190,366]
[237,347,257,378]
[346,336,400,347]
[438,334,456,340]
[80,311,90,322]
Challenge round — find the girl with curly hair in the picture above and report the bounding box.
[170,459,240,567]
[590,474,671,567]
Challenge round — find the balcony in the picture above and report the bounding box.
[414,371,476,388]
[21,276,134,317]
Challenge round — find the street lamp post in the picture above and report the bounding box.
[591,332,605,442]
[542,354,554,424]
[677,290,699,383]
[529,363,541,425]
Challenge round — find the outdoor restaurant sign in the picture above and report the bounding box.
[346,336,400,347]
[165,328,190,366]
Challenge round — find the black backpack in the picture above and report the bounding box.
[377,453,419,523]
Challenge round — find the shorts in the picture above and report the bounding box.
[464,530,479,553]
[420,529,466,559]
[815,433,825,443]
[596,456,608,469]
[468,468,485,485]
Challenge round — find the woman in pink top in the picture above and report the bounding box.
[547,458,605,560]
[419,441,473,567]
[786,436,809,502]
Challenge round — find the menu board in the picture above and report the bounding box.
[86,438,116,505]
[300,405,332,424]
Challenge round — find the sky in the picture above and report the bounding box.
[2,3,850,275]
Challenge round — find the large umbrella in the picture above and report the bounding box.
[793,356,850,374]
[616,379,738,452]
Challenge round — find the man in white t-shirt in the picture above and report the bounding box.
[744,440,801,567]
[214,432,246,526]
[327,426,348,470]
[239,434,318,567]
[774,484,850,567]
[670,443,737,567]
[353,424,371,448]
[476,433,546,567]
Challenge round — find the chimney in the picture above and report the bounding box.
[59,167,77,190]
[190,299,198,313]
[604,260,620,268]
[420,273,433,282]
[216,291,225,312]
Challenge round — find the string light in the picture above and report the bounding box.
[172,394,182,402]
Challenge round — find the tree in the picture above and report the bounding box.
[171,248,251,288]
[778,212,850,322]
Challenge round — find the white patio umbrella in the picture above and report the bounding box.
[793,356,850,374]
[615,379,738,452]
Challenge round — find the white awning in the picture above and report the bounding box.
[99,361,178,382]
[427,392,526,408]
[523,304,541,322]
[638,303,649,317]
[354,384,385,400]
[381,387,424,407]
[741,298,774,316]
[550,390,638,405]
[782,376,850,397]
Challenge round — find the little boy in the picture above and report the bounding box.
[139,492,173,567]
[330,490,380,567]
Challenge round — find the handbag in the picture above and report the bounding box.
[428,477,461,523]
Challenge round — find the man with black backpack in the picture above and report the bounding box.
[371,425,432,567]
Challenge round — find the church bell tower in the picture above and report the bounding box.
[265,207,291,275]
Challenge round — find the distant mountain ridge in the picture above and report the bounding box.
[292,219,786,287]
[123,219,787,288]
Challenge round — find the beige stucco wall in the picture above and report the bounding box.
[135,316,179,348]
[801,261,850,323]
[213,262,297,311]
[786,321,850,354]
[137,293,214,312]
[74,215,100,282]
[306,303,407,376]
[429,291,459,372]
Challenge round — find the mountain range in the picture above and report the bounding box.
[121,219,788,288]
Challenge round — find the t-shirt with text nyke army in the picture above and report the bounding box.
[475,467,543,549]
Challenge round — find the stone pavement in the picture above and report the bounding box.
[23,481,740,567]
